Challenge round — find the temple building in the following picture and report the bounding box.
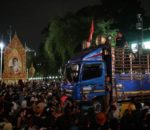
[2,33,26,82]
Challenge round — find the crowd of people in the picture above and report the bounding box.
[0,80,150,130]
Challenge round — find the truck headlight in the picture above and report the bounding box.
[116,83,123,90]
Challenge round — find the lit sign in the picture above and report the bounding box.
[131,41,150,52]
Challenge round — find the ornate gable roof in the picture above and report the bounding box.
[6,33,25,51]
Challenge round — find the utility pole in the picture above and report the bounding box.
[136,14,143,100]
[136,14,143,55]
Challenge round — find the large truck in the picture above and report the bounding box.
[61,37,150,105]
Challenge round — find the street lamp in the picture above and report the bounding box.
[135,14,150,97]
[136,14,150,53]
[0,42,4,80]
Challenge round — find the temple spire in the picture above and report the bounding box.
[8,25,12,43]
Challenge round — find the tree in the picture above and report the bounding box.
[94,20,118,46]
[40,15,93,74]
[39,16,118,75]
[36,0,147,75]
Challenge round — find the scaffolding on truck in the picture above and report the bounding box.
[112,47,150,102]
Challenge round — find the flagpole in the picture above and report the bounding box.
[86,19,94,49]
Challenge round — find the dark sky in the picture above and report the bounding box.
[0,0,100,51]
[0,0,150,52]
[141,0,150,16]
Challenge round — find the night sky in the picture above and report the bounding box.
[0,0,150,52]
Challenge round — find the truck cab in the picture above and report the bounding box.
[61,47,108,101]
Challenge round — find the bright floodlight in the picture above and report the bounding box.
[0,41,4,80]
[131,40,150,52]
[143,41,150,49]
[131,43,138,53]
[0,42,4,49]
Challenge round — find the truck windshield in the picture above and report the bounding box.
[65,64,80,83]
[82,63,103,80]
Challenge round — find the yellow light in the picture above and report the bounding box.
[101,36,106,44]
[96,35,106,45]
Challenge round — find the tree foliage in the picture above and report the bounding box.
[37,0,145,75]
[41,15,90,74]
[94,20,118,46]
[40,16,118,75]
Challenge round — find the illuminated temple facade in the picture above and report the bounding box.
[2,33,26,82]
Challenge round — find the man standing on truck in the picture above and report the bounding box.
[95,35,112,75]
[104,75,112,113]
[115,32,128,48]
[95,35,112,113]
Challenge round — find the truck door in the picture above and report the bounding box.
[80,62,106,100]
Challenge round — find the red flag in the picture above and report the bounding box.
[88,20,94,42]
[83,20,94,49]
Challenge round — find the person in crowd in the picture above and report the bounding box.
[90,112,109,130]
[0,80,150,130]
[0,97,13,130]
[28,101,52,129]
[108,104,119,130]
[92,97,102,114]
[16,108,27,130]
[119,102,140,130]
[55,105,72,130]
[104,75,112,114]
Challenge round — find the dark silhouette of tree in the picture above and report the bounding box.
[37,0,147,75]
